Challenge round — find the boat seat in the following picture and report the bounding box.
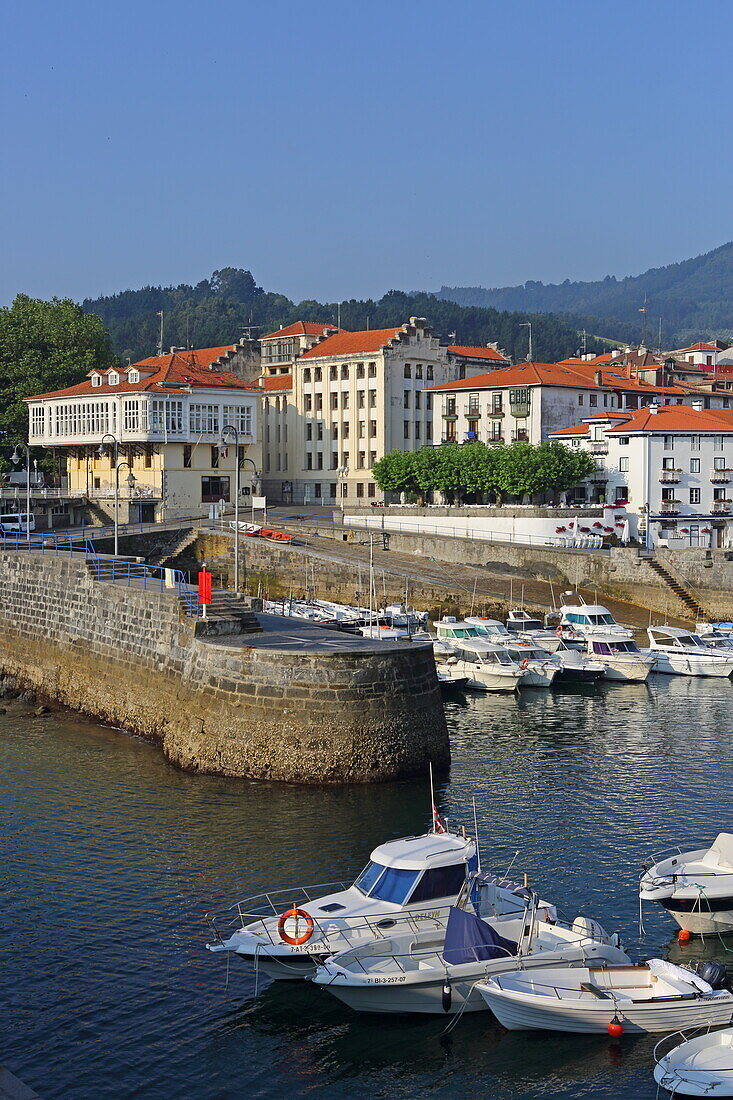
[580,982,612,999]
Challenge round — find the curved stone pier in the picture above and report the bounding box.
[0,552,449,783]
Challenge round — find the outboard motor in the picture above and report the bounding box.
[696,961,729,990]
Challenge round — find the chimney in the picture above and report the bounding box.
[648,404,659,415]
[691,399,704,411]
[594,370,602,386]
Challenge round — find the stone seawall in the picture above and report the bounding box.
[0,552,449,784]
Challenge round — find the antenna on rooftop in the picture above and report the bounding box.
[658,316,663,354]
[156,310,164,356]
[519,321,533,362]
[581,329,587,356]
[639,295,648,347]
[337,302,342,329]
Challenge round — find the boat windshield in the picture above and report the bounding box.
[677,634,701,646]
[593,640,640,655]
[440,626,481,639]
[519,619,543,631]
[353,861,419,904]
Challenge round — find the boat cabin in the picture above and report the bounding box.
[447,638,518,667]
[354,832,477,907]
[587,637,644,657]
[434,617,485,641]
[465,617,511,637]
[506,609,545,633]
[647,627,717,650]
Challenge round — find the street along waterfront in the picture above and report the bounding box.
[1,675,732,1100]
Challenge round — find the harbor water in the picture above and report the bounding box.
[2,676,732,1099]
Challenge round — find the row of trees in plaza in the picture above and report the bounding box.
[372,441,597,505]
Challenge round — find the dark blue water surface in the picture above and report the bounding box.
[2,676,732,1099]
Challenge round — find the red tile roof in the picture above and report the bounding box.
[26,350,261,401]
[299,327,405,359]
[550,424,590,436]
[448,344,508,362]
[261,322,341,341]
[557,353,615,366]
[427,360,711,398]
[604,405,733,434]
[261,374,293,391]
[672,341,718,353]
[135,345,238,369]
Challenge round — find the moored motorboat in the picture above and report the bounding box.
[477,959,733,1033]
[502,641,560,688]
[559,596,634,641]
[584,634,657,682]
[646,627,733,678]
[205,826,478,980]
[312,894,629,1015]
[538,638,606,683]
[640,833,733,934]
[433,618,525,691]
[654,1025,733,1096]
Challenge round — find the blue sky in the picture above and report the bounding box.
[3,0,732,306]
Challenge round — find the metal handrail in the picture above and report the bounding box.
[343,515,608,552]
[0,531,99,557]
[91,555,197,615]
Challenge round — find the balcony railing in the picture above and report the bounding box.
[510,432,530,443]
[712,501,732,513]
[440,435,458,444]
[86,484,162,500]
[487,405,504,417]
[711,469,733,482]
[660,501,681,514]
[659,469,682,482]
[589,442,609,454]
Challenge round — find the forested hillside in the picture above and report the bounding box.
[82,268,607,364]
[437,241,733,346]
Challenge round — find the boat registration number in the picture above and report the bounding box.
[414,911,440,921]
[368,976,407,984]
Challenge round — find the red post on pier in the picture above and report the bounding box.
[198,566,212,619]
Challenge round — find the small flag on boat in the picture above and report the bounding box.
[433,806,446,833]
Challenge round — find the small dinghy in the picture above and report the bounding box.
[640,834,733,935]
[654,1025,733,1096]
[476,958,733,1033]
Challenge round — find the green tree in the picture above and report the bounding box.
[372,451,418,496]
[0,294,117,449]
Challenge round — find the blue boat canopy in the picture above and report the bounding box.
[442,906,518,966]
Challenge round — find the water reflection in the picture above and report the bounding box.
[3,679,733,1099]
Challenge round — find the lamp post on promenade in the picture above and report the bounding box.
[114,461,136,555]
[219,426,241,593]
[98,434,121,554]
[10,442,31,547]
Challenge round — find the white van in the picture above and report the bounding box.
[0,513,36,533]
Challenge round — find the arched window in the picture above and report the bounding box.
[404,364,411,378]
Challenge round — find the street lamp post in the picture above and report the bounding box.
[98,434,121,554]
[10,442,31,547]
[219,426,241,593]
[114,462,136,555]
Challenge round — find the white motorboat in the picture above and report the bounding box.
[537,638,606,683]
[434,618,525,691]
[640,833,733,935]
[312,894,629,1015]
[697,621,733,645]
[654,1025,733,1096]
[559,597,634,641]
[646,627,733,678]
[381,603,428,633]
[477,959,733,1033]
[205,828,477,980]
[584,634,657,682]
[437,664,470,691]
[465,616,513,640]
[505,608,581,652]
[501,641,560,688]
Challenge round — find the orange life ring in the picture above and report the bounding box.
[277,906,314,946]
[520,658,529,670]
[555,625,563,637]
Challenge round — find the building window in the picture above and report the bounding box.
[369,390,377,408]
[342,393,349,409]
[714,456,726,470]
[358,451,365,468]
[578,394,584,405]
[358,421,365,438]
[370,420,377,437]
[306,422,313,441]
[416,364,423,379]
[589,394,597,407]
[369,450,376,466]
[404,391,410,408]
[91,374,102,387]
[317,422,323,441]
[619,457,629,472]
[342,450,349,467]
[314,367,322,382]
[316,453,323,470]
[415,390,421,410]
[305,395,312,412]
[331,452,338,469]
[314,483,321,498]
[330,483,337,497]
[357,363,364,379]
[201,476,230,502]
[341,364,348,380]
[331,423,338,439]
[404,365,411,378]
[662,457,675,470]
[211,444,220,469]
[493,393,503,413]
[306,453,312,470]
[426,424,432,440]
[690,488,701,504]
[303,368,311,382]
[368,362,376,378]
[691,458,701,473]
[403,421,410,439]
[356,482,364,498]
[426,365,433,380]
[415,422,421,439]
[714,435,724,451]
[315,395,322,411]
[189,404,219,435]
[358,391,365,408]
[618,436,629,446]
[663,435,674,451]
[714,487,727,501]
[661,487,675,502]
[330,365,337,381]
[690,435,700,451]
[108,371,119,385]
[368,482,376,497]
[331,393,338,411]
[342,421,350,438]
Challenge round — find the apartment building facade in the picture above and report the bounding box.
[550,404,733,548]
[428,361,731,449]
[260,318,486,504]
[26,347,262,524]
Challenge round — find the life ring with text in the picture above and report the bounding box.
[277,906,314,945]
[520,658,530,670]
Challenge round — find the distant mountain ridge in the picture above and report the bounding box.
[437,241,733,346]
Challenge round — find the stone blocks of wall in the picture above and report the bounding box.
[0,552,449,784]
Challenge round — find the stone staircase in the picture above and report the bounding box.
[179,589,263,634]
[647,558,707,621]
[147,528,198,568]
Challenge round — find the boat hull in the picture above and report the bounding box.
[651,653,733,678]
[661,899,733,935]
[654,1027,733,1097]
[600,659,653,683]
[479,987,733,1033]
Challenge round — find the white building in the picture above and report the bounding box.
[259,318,486,504]
[26,347,263,524]
[428,361,731,449]
[550,403,733,548]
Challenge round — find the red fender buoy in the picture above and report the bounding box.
[607,1017,623,1038]
[678,928,691,943]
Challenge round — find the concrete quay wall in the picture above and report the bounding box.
[0,552,449,784]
